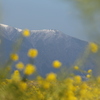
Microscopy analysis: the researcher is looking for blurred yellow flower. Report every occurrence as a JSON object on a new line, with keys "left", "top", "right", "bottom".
{"left": 10, "top": 53, "right": 19, "bottom": 61}
{"left": 24, "top": 64, "right": 36, "bottom": 75}
{"left": 14, "top": 70, "right": 20, "bottom": 75}
{"left": 16, "top": 62, "right": 24, "bottom": 70}
{"left": 46, "top": 72, "right": 57, "bottom": 81}
{"left": 11, "top": 70, "right": 21, "bottom": 82}
{"left": 19, "top": 82, "right": 27, "bottom": 91}
{"left": 74, "top": 75, "right": 82, "bottom": 84}
{"left": 43, "top": 81, "right": 50, "bottom": 89}
{"left": 89, "top": 42, "right": 98, "bottom": 53}
{"left": 67, "top": 96, "right": 77, "bottom": 100}
{"left": 97, "top": 76, "right": 100, "bottom": 83}
{"left": 64, "top": 78, "right": 73, "bottom": 84}
{"left": 27, "top": 48, "right": 38, "bottom": 58}
{"left": 67, "top": 84, "right": 75, "bottom": 91}
{"left": 52, "top": 60, "right": 62, "bottom": 68}
{"left": 86, "top": 74, "right": 91, "bottom": 78}
{"left": 66, "top": 90, "right": 74, "bottom": 96}
{"left": 37, "top": 91, "right": 44, "bottom": 99}
{"left": 74, "top": 66, "right": 79, "bottom": 70}
{"left": 81, "top": 82, "right": 88, "bottom": 89}
{"left": 79, "top": 89, "right": 87, "bottom": 97}
{"left": 22, "top": 29, "right": 30, "bottom": 37}
{"left": 87, "top": 69, "right": 92, "bottom": 73}
{"left": 36, "top": 76, "right": 43, "bottom": 80}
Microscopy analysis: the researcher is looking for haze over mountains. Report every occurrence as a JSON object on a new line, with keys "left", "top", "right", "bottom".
{"left": 0, "top": 24, "right": 94, "bottom": 76}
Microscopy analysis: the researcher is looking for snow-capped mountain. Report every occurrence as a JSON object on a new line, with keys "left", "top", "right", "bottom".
{"left": 0, "top": 24, "right": 94, "bottom": 76}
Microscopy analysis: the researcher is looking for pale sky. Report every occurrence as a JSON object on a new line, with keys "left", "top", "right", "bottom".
{"left": 1, "top": 0, "right": 88, "bottom": 41}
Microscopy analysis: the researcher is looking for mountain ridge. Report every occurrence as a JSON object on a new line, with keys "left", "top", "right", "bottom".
{"left": 0, "top": 23, "right": 87, "bottom": 42}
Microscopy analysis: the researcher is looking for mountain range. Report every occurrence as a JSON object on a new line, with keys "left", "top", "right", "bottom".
{"left": 0, "top": 24, "right": 95, "bottom": 77}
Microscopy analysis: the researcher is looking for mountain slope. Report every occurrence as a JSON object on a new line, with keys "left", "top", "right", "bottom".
{"left": 0, "top": 24, "right": 92, "bottom": 76}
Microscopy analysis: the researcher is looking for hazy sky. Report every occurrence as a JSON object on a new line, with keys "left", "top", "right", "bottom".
{"left": 1, "top": 0, "right": 87, "bottom": 41}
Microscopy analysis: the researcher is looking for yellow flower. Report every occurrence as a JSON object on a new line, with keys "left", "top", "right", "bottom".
{"left": 16, "top": 62, "right": 24, "bottom": 70}
{"left": 79, "top": 89, "right": 87, "bottom": 97}
{"left": 64, "top": 78, "right": 73, "bottom": 84}
{"left": 81, "top": 82, "right": 88, "bottom": 89}
{"left": 36, "top": 76, "right": 43, "bottom": 85}
{"left": 24, "top": 64, "right": 36, "bottom": 75}
{"left": 52, "top": 60, "right": 62, "bottom": 68}
{"left": 37, "top": 91, "right": 44, "bottom": 99}
{"left": 86, "top": 74, "right": 91, "bottom": 78}
{"left": 87, "top": 69, "right": 92, "bottom": 73}
{"left": 11, "top": 70, "right": 21, "bottom": 82}
{"left": 66, "top": 90, "right": 74, "bottom": 96}
{"left": 46, "top": 72, "right": 57, "bottom": 81}
{"left": 43, "top": 81, "right": 50, "bottom": 89}
{"left": 19, "top": 82, "right": 27, "bottom": 91}
{"left": 13, "top": 70, "right": 20, "bottom": 75}
{"left": 67, "top": 96, "right": 77, "bottom": 100}
{"left": 67, "top": 84, "right": 75, "bottom": 91}
{"left": 74, "top": 75, "right": 82, "bottom": 84}
{"left": 89, "top": 42, "right": 98, "bottom": 53}
{"left": 97, "top": 76, "right": 100, "bottom": 83}
{"left": 36, "top": 76, "right": 43, "bottom": 80}
{"left": 74, "top": 66, "right": 79, "bottom": 70}
{"left": 22, "top": 29, "right": 30, "bottom": 37}
{"left": 10, "top": 53, "right": 19, "bottom": 61}
{"left": 27, "top": 48, "right": 38, "bottom": 58}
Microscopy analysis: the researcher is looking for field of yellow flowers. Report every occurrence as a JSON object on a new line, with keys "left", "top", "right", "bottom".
{"left": 0, "top": 29, "right": 99, "bottom": 100}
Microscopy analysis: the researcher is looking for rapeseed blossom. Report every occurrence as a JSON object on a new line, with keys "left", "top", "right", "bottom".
{"left": 74, "top": 66, "right": 79, "bottom": 70}
{"left": 24, "top": 64, "right": 36, "bottom": 75}
{"left": 87, "top": 69, "right": 92, "bottom": 73}
{"left": 10, "top": 53, "right": 19, "bottom": 61}
{"left": 16, "top": 62, "right": 24, "bottom": 70}
{"left": 22, "top": 29, "right": 30, "bottom": 37}
{"left": 46, "top": 72, "right": 57, "bottom": 81}
{"left": 42, "top": 81, "right": 50, "bottom": 89}
{"left": 52, "top": 60, "right": 62, "bottom": 68}
{"left": 27, "top": 48, "right": 38, "bottom": 58}
{"left": 97, "top": 76, "right": 100, "bottom": 83}
{"left": 74, "top": 75, "right": 82, "bottom": 84}
{"left": 89, "top": 42, "right": 98, "bottom": 53}
{"left": 86, "top": 74, "right": 91, "bottom": 78}
{"left": 19, "top": 82, "right": 27, "bottom": 91}
{"left": 67, "top": 96, "right": 77, "bottom": 100}
{"left": 80, "top": 82, "right": 88, "bottom": 90}
{"left": 11, "top": 70, "right": 21, "bottom": 82}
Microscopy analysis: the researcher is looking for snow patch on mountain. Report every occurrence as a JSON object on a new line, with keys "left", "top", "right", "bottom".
{"left": 0, "top": 24, "right": 9, "bottom": 29}
{"left": 15, "top": 28, "right": 22, "bottom": 32}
